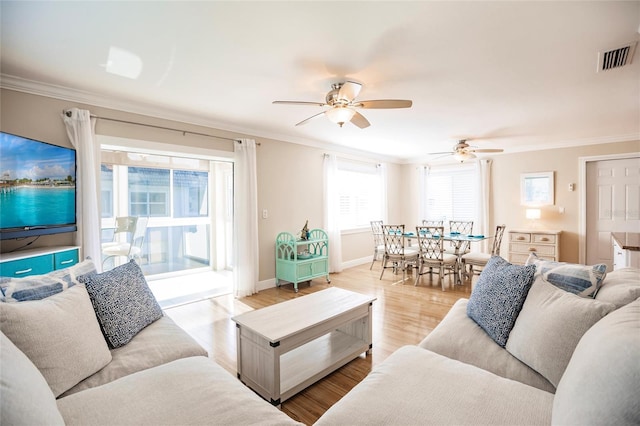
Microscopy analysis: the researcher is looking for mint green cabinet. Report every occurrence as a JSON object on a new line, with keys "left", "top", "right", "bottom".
{"left": 0, "top": 246, "right": 80, "bottom": 278}
{"left": 275, "top": 229, "right": 330, "bottom": 292}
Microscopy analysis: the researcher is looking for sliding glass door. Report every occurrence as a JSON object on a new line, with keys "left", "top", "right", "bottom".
{"left": 100, "top": 150, "right": 233, "bottom": 278}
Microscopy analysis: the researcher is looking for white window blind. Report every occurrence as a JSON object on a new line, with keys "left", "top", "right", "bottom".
{"left": 424, "top": 165, "right": 477, "bottom": 224}
{"left": 337, "top": 160, "right": 383, "bottom": 230}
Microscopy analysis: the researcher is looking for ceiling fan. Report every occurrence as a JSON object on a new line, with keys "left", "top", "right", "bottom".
{"left": 272, "top": 81, "right": 412, "bottom": 128}
{"left": 430, "top": 139, "right": 504, "bottom": 162}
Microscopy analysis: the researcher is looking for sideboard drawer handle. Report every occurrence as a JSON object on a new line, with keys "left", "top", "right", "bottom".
{"left": 517, "top": 236, "right": 525, "bottom": 240}
{"left": 540, "top": 237, "right": 549, "bottom": 242}
{"left": 528, "top": 247, "right": 537, "bottom": 252}
{"left": 60, "top": 259, "right": 74, "bottom": 265}
{"left": 15, "top": 268, "right": 33, "bottom": 275}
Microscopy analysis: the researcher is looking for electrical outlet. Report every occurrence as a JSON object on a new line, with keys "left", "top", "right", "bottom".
{"left": 262, "top": 209, "right": 268, "bottom": 219}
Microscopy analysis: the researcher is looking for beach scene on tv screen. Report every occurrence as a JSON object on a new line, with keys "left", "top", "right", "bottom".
{"left": 0, "top": 133, "right": 76, "bottom": 229}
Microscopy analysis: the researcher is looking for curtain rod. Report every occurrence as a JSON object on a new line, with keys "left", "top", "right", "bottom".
{"left": 63, "top": 110, "right": 260, "bottom": 145}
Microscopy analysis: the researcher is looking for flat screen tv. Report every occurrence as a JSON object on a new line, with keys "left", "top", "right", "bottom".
{"left": 0, "top": 131, "right": 77, "bottom": 240}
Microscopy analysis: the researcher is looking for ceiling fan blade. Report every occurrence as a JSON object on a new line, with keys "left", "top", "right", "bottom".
{"left": 469, "top": 148, "right": 504, "bottom": 153}
{"left": 355, "top": 99, "right": 413, "bottom": 109}
{"left": 273, "top": 101, "right": 326, "bottom": 107}
{"left": 338, "top": 81, "right": 362, "bottom": 102}
{"left": 295, "top": 111, "right": 326, "bottom": 126}
{"left": 350, "top": 111, "right": 371, "bottom": 129}
{"left": 430, "top": 153, "right": 454, "bottom": 161}
{"left": 428, "top": 151, "right": 454, "bottom": 155}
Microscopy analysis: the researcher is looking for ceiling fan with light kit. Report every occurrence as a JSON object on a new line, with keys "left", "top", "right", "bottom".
{"left": 429, "top": 139, "right": 504, "bottom": 162}
{"left": 273, "top": 81, "right": 412, "bottom": 128}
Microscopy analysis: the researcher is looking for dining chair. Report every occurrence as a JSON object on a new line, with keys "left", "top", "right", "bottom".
{"left": 461, "top": 224, "right": 506, "bottom": 278}
{"left": 102, "top": 216, "right": 149, "bottom": 268}
{"left": 369, "top": 220, "right": 385, "bottom": 270}
{"left": 415, "top": 226, "right": 458, "bottom": 290}
{"left": 446, "top": 220, "right": 474, "bottom": 255}
{"left": 379, "top": 224, "right": 419, "bottom": 283}
{"left": 422, "top": 219, "right": 444, "bottom": 227}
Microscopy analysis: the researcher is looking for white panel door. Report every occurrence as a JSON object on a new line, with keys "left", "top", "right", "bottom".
{"left": 586, "top": 157, "right": 640, "bottom": 269}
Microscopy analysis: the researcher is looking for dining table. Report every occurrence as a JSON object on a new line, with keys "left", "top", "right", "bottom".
{"left": 403, "top": 231, "right": 492, "bottom": 284}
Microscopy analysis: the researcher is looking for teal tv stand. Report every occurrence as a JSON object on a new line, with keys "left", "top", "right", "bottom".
{"left": 275, "top": 228, "right": 330, "bottom": 292}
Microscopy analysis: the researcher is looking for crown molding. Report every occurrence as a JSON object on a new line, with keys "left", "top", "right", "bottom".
{"left": 2, "top": 74, "right": 636, "bottom": 166}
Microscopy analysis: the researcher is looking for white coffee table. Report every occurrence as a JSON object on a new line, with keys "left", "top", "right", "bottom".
{"left": 232, "top": 287, "right": 376, "bottom": 405}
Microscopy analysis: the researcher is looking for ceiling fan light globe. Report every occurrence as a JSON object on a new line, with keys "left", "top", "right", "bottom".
{"left": 325, "top": 107, "right": 356, "bottom": 127}
{"left": 453, "top": 151, "right": 476, "bottom": 162}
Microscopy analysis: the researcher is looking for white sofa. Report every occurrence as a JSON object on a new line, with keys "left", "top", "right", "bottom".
{"left": 0, "top": 260, "right": 300, "bottom": 426}
{"left": 315, "top": 266, "right": 640, "bottom": 425}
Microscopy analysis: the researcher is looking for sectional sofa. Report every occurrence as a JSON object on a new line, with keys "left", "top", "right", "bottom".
{"left": 0, "top": 259, "right": 300, "bottom": 426}
{"left": 315, "top": 261, "right": 640, "bottom": 425}
{"left": 3, "top": 255, "right": 638, "bottom": 425}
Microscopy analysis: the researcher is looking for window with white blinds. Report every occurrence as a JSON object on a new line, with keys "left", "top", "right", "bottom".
{"left": 424, "top": 165, "right": 477, "bottom": 225}
{"left": 337, "top": 160, "right": 383, "bottom": 230}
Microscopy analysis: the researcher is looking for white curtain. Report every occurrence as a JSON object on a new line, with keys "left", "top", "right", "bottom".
{"left": 378, "top": 163, "right": 389, "bottom": 222}
{"left": 62, "top": 108, "right": 101, "bottom": 269}
{"left": 323, "top": 154, "right": 343, "bottom": 273}
{"left": 475, "top": 159, "right": 492, "bottom": 252}
{"left": 233, "top": 139, "right": 259, "bottom": 297}
{"left": 418, "top": 165, "right": 429, "bottom": 220}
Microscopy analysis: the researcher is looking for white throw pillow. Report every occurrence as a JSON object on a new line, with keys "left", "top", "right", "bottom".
{"left": 0, "top": 331, "right": 65, "bottom": 425}
{"left": 506, "top": 277, "right": 616, "bottom": 388}
{"left": 0, "top": 285, "right": 112, "bottom": 397}
{"left": 552, "top": 299, "right": 640, "bottom": 425}
{"left": 594, "top": 267, "right": 640, "bottom": 308}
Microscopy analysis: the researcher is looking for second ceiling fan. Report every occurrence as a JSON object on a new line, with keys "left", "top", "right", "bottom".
{"left": 273, "top": 81, "right": 412, "bottom": 128}
{"left": 430, "top": 139, "right": 504, "bottom": 162}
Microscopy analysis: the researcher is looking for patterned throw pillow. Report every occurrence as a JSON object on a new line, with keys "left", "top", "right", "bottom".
{"left": 1, "top": 259, "right": 97, "bottom": 302}
{"left": 467, "top": 256, "right": 536, "bottom": 347}
{"left": 78, "top": 260, "right": 163, "bottom": 348}
{"left": 525, "top": 252, "right": 607, "bottom": 297}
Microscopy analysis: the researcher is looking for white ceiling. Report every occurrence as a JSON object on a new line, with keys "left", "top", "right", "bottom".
{"left": 1, "top": 1, "right": 639, "bottom": 162}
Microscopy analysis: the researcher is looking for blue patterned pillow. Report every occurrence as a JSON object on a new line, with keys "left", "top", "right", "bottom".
{"left": 78, "top": 260, "right": 163, "bottom": 348}
{"left": 467, "top": 256, "right": 536, "bottom": 347}
{"left": 525, "top": 253, "right": 607, "bottom": 297}
{"left": 1, "top": 259, "right": 97, "bottom": 303}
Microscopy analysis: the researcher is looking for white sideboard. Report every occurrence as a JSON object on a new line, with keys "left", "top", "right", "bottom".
{"left": 508, "top": 229, "right": 562, "bottom": 264}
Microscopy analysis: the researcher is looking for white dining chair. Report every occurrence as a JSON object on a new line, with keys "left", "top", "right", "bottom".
{"left": 446, "top": 220, "right": 474, "bottom": 255}
{"left": 379, "top": 224, "right": 419, "bottom": 283}
{"left": 415, "top": 226, "right": 458, "bottom": 290}
{"left": 461, "top": 224, "right": 506, "bottom": 278}
{"left": 369, "top": 220, "right": 385, "bottom": 270}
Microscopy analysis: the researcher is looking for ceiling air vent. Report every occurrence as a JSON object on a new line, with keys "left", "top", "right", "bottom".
{"left": 597, "top": 41, "right": 637, "bottom": 72}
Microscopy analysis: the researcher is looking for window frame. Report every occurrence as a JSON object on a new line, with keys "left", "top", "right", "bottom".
{"left": 336, "top": 159, "right": 385, "bottom": 233}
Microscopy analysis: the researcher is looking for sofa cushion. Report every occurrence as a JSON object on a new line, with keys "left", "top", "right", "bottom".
{"left": 315, "top": 345, "right": 554, "bottom": 426}
{"left": 0, "top": 285, "right": 112, "bottom": 397}
{"left": 552, "top": 299, "right": 640, "bottom": 425}
{"left": 61, "top": 315, "right": 208, "bottom": 397}
{"left": 506, "top": 277, "right": 616, "bottom": 388}
{"left": 467, "top": 256, "right": 536, "bottom": 347}
{"left": 526, "top": 252, "right": 607, "bottom": 297}
{"left": 420, "top": 298, "right": 555, "bottom": 393}
{"left": 0, "top": 331, "right": 65, "bottom": 426}
{"left": 57, "top": 356, "right": 302, "bottom": 426}
{"left": 594, "top": 267, "right": 640, "bottom": 308}
{"left": 0, "top": 259, "right": 96, "bottom": 302}
{"left": 79, "top": 260, "right": 163, "bottom": 348}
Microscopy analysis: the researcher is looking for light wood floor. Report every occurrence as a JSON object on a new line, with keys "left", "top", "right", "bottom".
{"left": 165, "top": 262, "right": 476, "bottom": 425}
